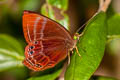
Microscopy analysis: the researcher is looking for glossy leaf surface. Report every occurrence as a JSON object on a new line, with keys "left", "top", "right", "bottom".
{"left": 65, "top": 11, "right": 107, "bottom": 80}
{"left": 0, "top": 34, "right": 24, "bottom": 71}
{"left": 107, "top": 13, "right": 120, "bottom": 35}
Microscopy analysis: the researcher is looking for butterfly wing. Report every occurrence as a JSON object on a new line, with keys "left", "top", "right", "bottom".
{"left": 23, "top": 38, "right": 68, "bottom": 71}
{"left": 23, "top": 11, "right": 73, "bottom": 43}
{"left": 42, "top": 38, "right": 68, "bottom": 62}
{"left": 22, "top": 11, "right": 75, "bottom": 71}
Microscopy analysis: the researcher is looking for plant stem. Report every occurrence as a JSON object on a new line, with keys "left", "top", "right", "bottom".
{"left": 99, "top": 0, "right": 112, "bottom": 12}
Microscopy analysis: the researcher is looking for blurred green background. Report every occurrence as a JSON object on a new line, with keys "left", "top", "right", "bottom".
{"left": 0, "top": 0, "right": 120, "bottom": 80}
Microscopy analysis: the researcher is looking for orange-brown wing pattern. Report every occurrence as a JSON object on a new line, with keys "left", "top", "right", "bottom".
{"left": 22, "top": 11, "right": 74, "bottom": 71}
{"left": 23, "top": 11, "right": 73, "bottom": 43}
{"left": 23, "top": 38, "right": 68, "bottom": 71}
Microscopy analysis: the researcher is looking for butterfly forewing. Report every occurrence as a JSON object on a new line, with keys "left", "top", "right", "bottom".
{"left": 23, "top": 11, "right": 73, "bottom": 43}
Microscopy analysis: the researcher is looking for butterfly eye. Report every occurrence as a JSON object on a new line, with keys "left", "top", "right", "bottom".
{"left": 29, "top": 51, "right": 34, "bottom": 55}
{"left": 29, "top": 46, "right": 34, "bottom": 49}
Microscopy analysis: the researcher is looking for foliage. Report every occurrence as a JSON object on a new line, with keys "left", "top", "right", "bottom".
{"left": 65, "top": 11, "right": 107, "bottom": 80}
{"left": 28, "top": 69, "right": 62, "bottom": 80}
{"left": 0, "top": 34, "right": 24, "bottom": 71}
{"left": 0, "top": 0, "right": 119, "bottom": 80}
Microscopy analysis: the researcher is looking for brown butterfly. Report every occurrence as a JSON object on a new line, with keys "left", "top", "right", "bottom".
{"left": 22, "top": 11, "right": 78, "bottom": 71}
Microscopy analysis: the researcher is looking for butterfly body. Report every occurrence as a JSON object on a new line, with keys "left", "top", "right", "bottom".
{"left": 23, "top": 11, "right": 76, "bottom": 71}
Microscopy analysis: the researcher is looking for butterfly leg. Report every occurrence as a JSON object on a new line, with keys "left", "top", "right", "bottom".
{"left": 75, "top": 46, "right": 81, "bottom": 57}
{"left": 71, "top": 50, "right": 74, "bottom": 54}
{"left": 67, "top": 51, "right": 71, "bottom": 65}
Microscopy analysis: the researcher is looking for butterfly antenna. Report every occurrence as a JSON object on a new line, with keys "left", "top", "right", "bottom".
{"left": 75, "top": 21, "right": 87, "bottom": 34}
{"left": 75, "top": 0, "right": 110, "bottom": 34}
{"left": 75, "top": 46, "right": 81, "bottom": 57}
{"left": 75, "top": 11, "right": 99, "bottom": 34}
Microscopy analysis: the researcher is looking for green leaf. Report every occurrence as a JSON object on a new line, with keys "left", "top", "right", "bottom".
{"left": 28, "top": 69, "right": 62, "bottom": 80}
{"left": 65, "top": 11, "right": 107, "bottom": 80}
{"left": 106, "top": 13, "right": 120, "bottom": 55}
{"left": 0, "top": 60, "right": 23, "bottom": 71}
{"left": 105, "top": 13, "right": 120, "bottom": 56}
{"left": 47, "top": 0, "right": 68, "bottom": 10}
{"left": 41, "top": 4, "right": 69, "bottom": 30}
{"left": 41, "top": 4, "right": 55, "bottom": 20}
{"left": 0, "top": 34, "right": 24, "bottom": 55}
{"left": 107, "top": 13, "right": 120, "bottom": 35}
{"left": 0, "top": 34, "right": 24, "bottom": 71}
{"left": 106, "top": 36, "right": 120, "bottom": 55}
{"left": 57, "top": 13, "right": 69, "bottom": 30}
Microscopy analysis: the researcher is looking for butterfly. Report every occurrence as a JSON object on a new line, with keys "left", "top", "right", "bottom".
{"left": 22, "top": 10, "right": 78, "bottom": 71}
